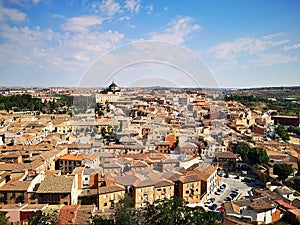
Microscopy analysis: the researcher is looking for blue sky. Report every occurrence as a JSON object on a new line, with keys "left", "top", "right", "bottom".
{"left": 0, "top": 0, "right": 300, "bottom": 88}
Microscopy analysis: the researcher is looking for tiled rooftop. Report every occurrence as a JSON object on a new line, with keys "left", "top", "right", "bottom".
{"left": 36, "top": 175, "right": 74, "bottom": 193}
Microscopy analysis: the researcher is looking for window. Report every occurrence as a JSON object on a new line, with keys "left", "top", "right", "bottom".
{"left": 103, "top": 194, "right": 107, "bottom": 199}
{"left": 103, "top": 202, "right": 107, "bottom": 206}
{"left": 157, "top": 188, "right": 161, "bottom": 191}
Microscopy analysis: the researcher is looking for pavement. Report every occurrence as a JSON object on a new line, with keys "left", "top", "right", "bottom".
{"left": 204, "top": 175, "right": 253, "bottom": 211}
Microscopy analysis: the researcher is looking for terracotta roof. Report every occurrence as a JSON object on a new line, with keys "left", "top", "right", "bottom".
{"left": 114, "top": 175, "right": 141, "bottom": 186}
{"left": 57, "top": 205, "right": 80, "bottom": 225}
{"left": 155, "top": 179, "right": 174, "bottom": 188}
{"left": 179, "top": 173, "right": 200, "bottom": 183}
{"left": 133, "top": 179, "right": 156, "bottom": 188}
{"left": 75, "top": 205, "right": 96, "bottom": 225}
{"left": 215, "top": 151, "right": 237, "bottom": 159}
{"left": 130, "top": 160, "right": 148, "bottom": 168}
{"left": 1, "top": 151, "right": 22, "bottom": 159}
{"left": 233, "top": 197, "right": 276, "bottom": 213}
{"left": 99, "top": 184, "right": 125, "bottom": 194}
{"left": 161, "top": 171, "right": 183, "bottom": 182}
{"left": 36, "top": 175, "right": 74, "bottom": 193}
{"left": 190, "top": 163, "right": 217, "bottom": 181}
{"left": 276, "top": 200, "right": 297, "bottom": 209}
{"left": 59, "top": 154, "right": 84, "bottom": 161}
{"left": 0, "top": 180, "right": 31, "bottom": 191}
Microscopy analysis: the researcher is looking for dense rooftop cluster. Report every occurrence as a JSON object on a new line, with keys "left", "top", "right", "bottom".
{"left": 0, "top": 84, "right": 300, "bottom": 224}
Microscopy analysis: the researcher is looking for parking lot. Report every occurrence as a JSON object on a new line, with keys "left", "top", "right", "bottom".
{"left": 203, "top": 175, "right": 254, "bottom": 211}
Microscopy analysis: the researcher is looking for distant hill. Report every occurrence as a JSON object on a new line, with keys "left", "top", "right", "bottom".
{"left": 227, "top": 86, "right": 300, "bottom": 99}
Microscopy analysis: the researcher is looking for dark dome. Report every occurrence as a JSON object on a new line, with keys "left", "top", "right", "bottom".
{"left": 109, "top": 81, "right": 118, "bottom": 89}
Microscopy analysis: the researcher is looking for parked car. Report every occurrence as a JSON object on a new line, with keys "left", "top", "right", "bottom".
{"left": 224, "top": 197, "right": 231, "bottom": 202}
{"left": 204, "top": 202, "right": 212, "bottom": 207}
{"left": 209, "top": 204, "right": 218, "bottom": 210}
{"left": 217, "top": 188, "right": 223, "bottom": 193}
{"left": 208, "top": 198, "right": 215, "bottom": 202}
{"left": 215, "top": 191, "right": 221, "bottom": 195}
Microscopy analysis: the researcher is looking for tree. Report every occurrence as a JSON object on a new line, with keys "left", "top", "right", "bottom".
{"left": 232, "top": 142, "right": 269, "bottom": 165}
{"left": 232, "top": 142, "right": 251, "bottom": 162}
{"left": 28, "top": 210, "right": 58, "bottom": 225}
{"left": 144, "top": 197, "right": 221, "bottom": 225}
{"left": 93, "top": 216, "right": 115, "bottom": 225}
{"left": 276, "top": 125, "right": 290, "bottom": 142}
{"left": 273, "top": 163, "right": 293, "bottom": 181}
{"left": 293, "top": 177, "right": 300, "bottom": 192}
{"left": 247, "top": 147, "right": 269, "bottom": 165}
{"left": 0, "top": 211, "right": 10, "bottom": 225}
{"left": 115, "top": 194, "right": 135, "bottom": 225}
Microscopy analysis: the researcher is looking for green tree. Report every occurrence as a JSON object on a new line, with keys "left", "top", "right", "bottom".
{"left": 28, "top": 210, "right": 58, "bottom": 225}
{"left": 232, "top": 142, "right": 269, "bottom": 165}
{"left": 93, "top": 216, "right": 115, "bottom": 225}
{"left": 144, "top": 197, "right": 221, "bottom": 225}
{"left": 247, "top": 147, "right": 269, "bottom": 165}
{"left": 232, "top": 142, "right": 251, "bottom": 162}
{"left": 276, "top": 125, "right": 290, "bottom": 142}
{"left": 273, "top": 163, "right": 293, "bottom": 182}
{"left": 115, "top": 194, "right": 135, "bottom": 225}
{"left": 0, "top": 103, "right": 5, "bottom": 110}
{"left": 293, "top": 177, "right": 300, "bottom": 192}
{"left": 0, "top": 211, "right": 10, "bottom": 225}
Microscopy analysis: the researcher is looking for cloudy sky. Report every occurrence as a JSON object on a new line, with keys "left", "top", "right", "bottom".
{"left": 0, "top": 0, "right": 300, "bottom": 88}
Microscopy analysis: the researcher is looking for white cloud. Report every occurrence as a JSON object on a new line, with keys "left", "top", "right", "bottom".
{"left": 262, "top": 33, "right": 284, "bottom": 40}
{"left": 100, "top": 0, "right": 121, "bottom": 17}
{"left": 145, "top": 4, "right": 153, "bottom": 14}
{"left": 63, "top": 15, "right": 103, "bottom": 33}
{"left": 0, "top": 16, "right": 124, "bottom": 72}
{"left": 207, "top": 36, "right": 290, "bottom": 59}
{"left": 5, "top": 0, "right": 46, "bottom": 6}
{"left": 252, "top": 53, "right": 297, "bottom": 66}
{"left": 283, "top": 43, "right": 300, "bottom": 51}
{"left": 82, "top": 0, "right": 122, "bottom": 17}
{"left": 124, "top": 0, "right": 141, "bottom": 15}
{"left": 149, "top": 16, "right": 201, "bottom": 44}
{"left": 206, "top": 34, "right": 297, "bottom": 73}
{"left": 0, "top": 4, "right": 27, "bottom": 22}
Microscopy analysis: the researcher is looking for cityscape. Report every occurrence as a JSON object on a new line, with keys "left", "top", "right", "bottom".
{"left": 0, "top": 83, "right": 299, "bottom": 224}
{"left": 1, "top": 1, "right": 300, "bottom": 225}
